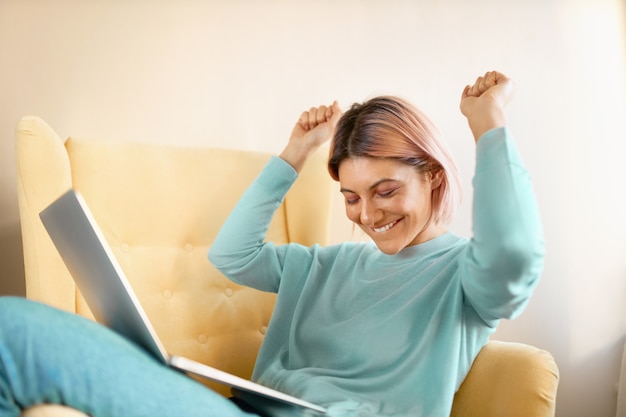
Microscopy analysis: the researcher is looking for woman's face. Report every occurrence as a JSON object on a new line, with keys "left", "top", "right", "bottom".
{"left": 338, "top": 157, "right": 445, "bottom": 255}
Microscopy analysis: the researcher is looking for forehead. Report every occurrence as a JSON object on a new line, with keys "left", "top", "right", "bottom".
{"left": 338, "top": 157, "right": 420, "bottom": 189}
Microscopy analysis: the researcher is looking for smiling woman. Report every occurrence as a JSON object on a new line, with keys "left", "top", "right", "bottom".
{"left": 207, "top": 71, "right": 546, "bottom": 416}
{"left": 1, "top": 68, "right": 545, "bottom": 416}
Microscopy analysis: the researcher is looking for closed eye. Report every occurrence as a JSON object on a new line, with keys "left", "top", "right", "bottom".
{"left": 377, "top": 189, "right": 397, "bottom": 198}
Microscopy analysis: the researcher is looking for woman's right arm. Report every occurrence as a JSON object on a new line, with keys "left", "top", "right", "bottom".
{"left": 208, "top": 102, "right": 341, "bottom": 292}
{"left": 207, "top": 155, "right": 300, "bottom": 292}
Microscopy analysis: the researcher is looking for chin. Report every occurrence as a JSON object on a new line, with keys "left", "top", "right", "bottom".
{"left": 374, "top": 241, "right": 405, "bottom": 255}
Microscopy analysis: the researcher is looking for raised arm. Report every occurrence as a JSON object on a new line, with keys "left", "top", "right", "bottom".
{"left": 458, "top": 71, "right": 544, "bottom": 321}
{"left": 208, "top": 101, "right": 341, "bottom": 291}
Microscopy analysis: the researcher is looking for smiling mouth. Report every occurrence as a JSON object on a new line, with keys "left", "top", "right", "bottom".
{"left": 372, "top": 219, "right": 400, "bottom": 233}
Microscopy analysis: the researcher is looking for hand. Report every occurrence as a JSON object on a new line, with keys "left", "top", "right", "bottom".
{"left": 280, "top": 101, "right": 342, "bottom": 172}
{"left": 460, "top": 71, "right": 516, "bottom": 142}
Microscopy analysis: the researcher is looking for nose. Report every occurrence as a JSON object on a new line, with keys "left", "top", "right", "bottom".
{"left": 359, "top": 199, "right": 382, "bottom": 226}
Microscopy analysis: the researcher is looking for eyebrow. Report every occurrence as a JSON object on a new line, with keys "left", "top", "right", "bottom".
{"left": 340, "top": 178, "right": 399, "bottom": 194}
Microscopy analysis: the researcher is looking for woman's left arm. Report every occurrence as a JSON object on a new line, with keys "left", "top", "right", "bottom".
{"left": 459, "top": 72, "right": 545, "bottom": 322}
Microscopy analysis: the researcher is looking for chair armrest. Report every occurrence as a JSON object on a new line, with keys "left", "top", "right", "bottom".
{"left": 16, "top": 116, "right": 76, "bottom": 312}
{"left": 22, "top": 405, "right": 89, "bottom": 417}
{"left": 451, "top": 340, "right": 559, "bottom": 417}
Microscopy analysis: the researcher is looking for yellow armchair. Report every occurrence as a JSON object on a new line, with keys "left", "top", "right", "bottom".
{"left": 16, "top": 116, "right": 558, "bottom": 417}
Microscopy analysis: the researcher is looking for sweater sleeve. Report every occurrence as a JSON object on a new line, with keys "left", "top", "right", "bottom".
{"left": 207, "top": 156, "right": 299, "bottom": 293}
{"left": 461, "top": 127, "right": 545, "bottom": 322}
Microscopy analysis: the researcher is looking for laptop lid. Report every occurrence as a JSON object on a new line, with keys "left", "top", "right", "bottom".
{"left": 39, "top": 189, "right": 169, "bottom": 364}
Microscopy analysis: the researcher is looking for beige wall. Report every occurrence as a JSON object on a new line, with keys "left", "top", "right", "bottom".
{"left": 1, "top": 1, "right": 625, "bottom": 416}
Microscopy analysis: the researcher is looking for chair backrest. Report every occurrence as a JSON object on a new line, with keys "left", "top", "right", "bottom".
{"left": 16, "top": 115, "right": 334, "bottom": 396}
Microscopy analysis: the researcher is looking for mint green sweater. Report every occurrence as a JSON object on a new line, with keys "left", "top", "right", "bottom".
{"left": 208, "top": 127, "right": 544, "bottom": 417}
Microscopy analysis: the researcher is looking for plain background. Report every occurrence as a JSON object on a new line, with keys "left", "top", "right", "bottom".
{"left": 1, "top": 1, "right": 625, "bottom": 416}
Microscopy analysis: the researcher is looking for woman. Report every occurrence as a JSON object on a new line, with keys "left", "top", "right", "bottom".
{"left": 208, "top": 70, "right": 543, "bottom": 416}
{"left": 0, "top": 71, "right": 543, "bottom": 417}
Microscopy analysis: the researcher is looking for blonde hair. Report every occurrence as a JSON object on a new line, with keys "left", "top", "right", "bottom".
{"left": 328, "top": 96, "right": 462, "bottom": 225}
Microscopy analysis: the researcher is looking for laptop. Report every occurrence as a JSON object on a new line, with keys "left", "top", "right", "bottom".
{"left": 39, "top": 189, "right": 327, "bottom": 416}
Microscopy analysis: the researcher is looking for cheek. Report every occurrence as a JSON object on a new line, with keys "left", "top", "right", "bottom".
{"left": 411, "top": 194, "right": 434, "bottom": 217}
{"left": 344, "top": 204, "right": 361, "bottom": 223}
{"left": 397, "top": 193, "right": 432, "bottom": 218}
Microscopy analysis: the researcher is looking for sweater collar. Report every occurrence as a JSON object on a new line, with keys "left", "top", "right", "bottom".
{"left": 372, "top": 231, "right": 462, "bottom": 263}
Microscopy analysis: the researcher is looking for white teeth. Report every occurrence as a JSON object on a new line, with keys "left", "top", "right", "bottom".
{"left": 373, "top": 220, "right": 398, "bottom": 233}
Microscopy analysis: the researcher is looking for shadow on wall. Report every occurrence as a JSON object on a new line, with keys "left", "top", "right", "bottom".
{"left": 0, "top": 221, "right": 25, "bottom": 296}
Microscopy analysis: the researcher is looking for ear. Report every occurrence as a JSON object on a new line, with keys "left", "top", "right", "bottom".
{"left": 429, "top": 169, "right": 444, "bottom": 190}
